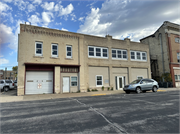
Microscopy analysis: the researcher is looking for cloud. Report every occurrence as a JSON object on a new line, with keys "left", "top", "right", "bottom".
{"left": 27, "top": 4, "right": 36, "bottom": 12}
{"left": 41, "top": 2, "right": 54, "bottom": 11}
{"left": 78, "top": 17, "right": 85, "bottom": 22}
{"left": 33, "top": 0, "right": 42, "bottom": 5}
{"left": 61, "top": 28, "right": 68, "bottom": 31}
{"left": 9, "top": 51, "right": 13, "bottom": 55}
{"left": 28, "top": 15, "right": 41, "bottom": 25}
{"left": 0, "top": 55, "right": 3, "bottom": 58}
{"left": 42, "top": 12, "right": 54, "bottom": 26}
{"left": 0, "top": 58, "right": 9, "bottom": 65}
{"left": 59, "top": 3, "right": 74, "bottom": 16}
{"left": 55, "top": 22, "right": 62, "bottom": 25}
{"left": 0, "top": 1, "right": 12, "bottom": 13}
{"left": 3, "top": 0, "right": 12, "bottom": 3}
{"left": 70, "top": 13, "right": 76, "bottom": 21}
{"left": 14, "top": 0, "right": 29, "bottom": 11}
{"left": 78, "top": 0, "right": 180, "bottom": 41}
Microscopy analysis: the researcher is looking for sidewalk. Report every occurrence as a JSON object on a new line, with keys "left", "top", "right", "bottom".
{"left": 0, "top": 88, "right": 179, "bottom": 103}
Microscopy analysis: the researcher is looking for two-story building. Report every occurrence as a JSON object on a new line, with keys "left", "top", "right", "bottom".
{"left": 140, "top": 21, "right": 180, "bottom": 87}
{"left": 17, "top": 23, "right": 151, "bottom": 96}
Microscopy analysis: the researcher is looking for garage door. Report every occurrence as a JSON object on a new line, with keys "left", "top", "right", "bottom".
{"left": 25, "top": 71, "right": 53, "bottom": 94}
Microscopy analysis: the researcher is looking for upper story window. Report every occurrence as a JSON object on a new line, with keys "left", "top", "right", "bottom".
{"left": 130, "top": 51, "right": 147, "bottom": 61}
{"left": 111, "top": 49, "right": 127, "bottom": 60}
{"left": 35, "top": 42, "right": 43, "bottom": 56}
{"left": 51, "top": 44, "right": 58, "bottom": 57}
{"left": 177, "top": 53, "right": 180, "bottom": 62}
{"left": 175, "top": 37, "right": 180, "bottom": 43}
{"left": 88, "top": 46, "right": 108, "bottom": 59}
{"left": 66, "top": 45, "right": 72, "bottom": 58}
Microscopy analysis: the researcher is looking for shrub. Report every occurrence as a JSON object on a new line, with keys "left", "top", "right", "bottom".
{"left": 102, "top": 86, "right": 104, "bottom": 91}
{"left": 111, "top": 87, "right": 113, "bottom": 91}
{"left": 87, "top": 88, "right": 91, "bottom": 92}
{"left": 107, "top": 87, "right": 110, "bottom": 91}
{"left": 76, "top": 90, "right": 80, "bottom": 93}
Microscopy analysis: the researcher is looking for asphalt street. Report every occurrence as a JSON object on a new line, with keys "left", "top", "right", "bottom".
{"left": 0, "top": 91, "right": 179, "bottom": 133}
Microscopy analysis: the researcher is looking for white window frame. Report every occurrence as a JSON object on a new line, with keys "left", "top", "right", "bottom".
{"left": 130, "top": 50, "right": 147, "bottom": 61}
{"left": 66, "top": 45, "right": 72, "bottom": 58}
{"left": 175, "top": 37, "right": 180, "bottom": 43}
{"left": 35, "top": 42, "right": 43, "bottom": 56}
{"left": 177, "top": 53, "right": 180, "bottom": 63}
{"left": 96, "top": 75, "right": 103, "bottom": 87}
{"left": 137, "top": 76, "right": 143, "bottom": 80}
{"left": 51, "top": 44, "right": 58, "bottom": 57}
{"left": 111, "top": 49, "right": 127, "bottom": 60}
{"left": 88, "top": 46, "right": 108, "bottom": 59}
{"left": 71, "top": 76, "right": 78, "bottom": 86}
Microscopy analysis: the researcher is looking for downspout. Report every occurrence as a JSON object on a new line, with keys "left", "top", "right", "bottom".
{"left": 159, "top": 33, "right": 165, "bottom": 74}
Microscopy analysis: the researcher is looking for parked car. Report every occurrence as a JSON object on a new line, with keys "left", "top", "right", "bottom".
{"left": 123, "top": 78, "right": 159, "bottom": 94}
{"left": 14, "top": 80, "right": 17, "bottom": 89}
{"left": 0, "top": 79, "right": 15, "bottom": 92}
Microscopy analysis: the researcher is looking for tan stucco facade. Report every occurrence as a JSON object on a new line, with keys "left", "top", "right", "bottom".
{"left": 17, "top": 24, "right": 151, "bottom": 96}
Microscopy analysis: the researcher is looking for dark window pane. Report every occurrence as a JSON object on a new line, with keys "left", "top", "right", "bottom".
{"left": 52, "top": 45, "right": 57, "bottom": 49}
{"left": 131, "top": 52, "right": 134, "bottom": 55}
{"left": 118, "top": 55, "right": 121, "bottom": 58}
{"left": 67, "top": 47, "right": 71, "bottom": 51}
{"left": 1, "top": 81, "right": 4, "bottom": 83}
{"left": 112, "top": 50, "right": 116, "bottom": 54}
{"left": 112, "top": 54, "right": 116, "bottom": 58}
{"left": 53, "top": 51, "right": 57, "bottom": 55}
{"left": 97, "top": 76, "right": 102, "bottom": 80}
{"left": 36, "top": 43, "right": 42, "bottom": 48}
{"left": 131, "top": 56, "right": 135, "bottom": 59}
{"left": 96, "top": 48, "right": 101, "bottom": 52}
{"left": 117, "top": 50, "right": 121, "bottom": 54}
{"left": 123, "top": 51, "right": 127, "bottom": 54}
{"left": 142, "top": 53, "right": 146, "bottom": 56}
{"left": 71, "top": 82, "right": 77, "bottom": 86}
{"left": 103, "top": 53, "right": 107, "bottom": 57}
{"left": 67, "top": 52, "right": 71, "bottom": 56}
{"left": 89, "top": 52, "right": 94, "bottom": 56}
{"left": 97, "top": 81, "right": 102, "bottom": 85}
{"left": 36, "top": 49, "right": 42, "bottom": 54}
{"left": 143, "top": 57, "right": 146, "bottom": 60}
{"left": 96, "top": 53, "right": 101, "bottom": 56}
{"left": 89, "top": 47, "right": 94, "bottom": 51}
{"left": 123, "top": 55, "right": 127, "bottom": 58}
{"left": 103, "top": 49, "right": 107, "bottom": 52}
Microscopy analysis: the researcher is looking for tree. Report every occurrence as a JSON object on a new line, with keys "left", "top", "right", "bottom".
{"left": 12, "top": 66, "right": 18, "bottom": 71}
{"left": 161, "top": 73, "right": 172, "bottom": 82}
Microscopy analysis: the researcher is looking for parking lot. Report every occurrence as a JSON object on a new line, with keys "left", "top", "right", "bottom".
{"left": 0, "top": 90, "right": 179, "bottom": 133}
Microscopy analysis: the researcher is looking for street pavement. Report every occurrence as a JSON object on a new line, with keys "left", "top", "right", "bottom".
{"left": 0, "top": 90, "right": 179, "bottom": 133}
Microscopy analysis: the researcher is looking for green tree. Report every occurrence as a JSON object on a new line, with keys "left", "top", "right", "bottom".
{"left": 12, "top": 66, "right": 18, "bottom": 71}
{"left": 161, "top": 73, "right": 172, "bottom": 82}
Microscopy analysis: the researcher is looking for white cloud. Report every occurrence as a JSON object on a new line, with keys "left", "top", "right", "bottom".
{"left": 55, "top": 22, "right": 62, "bottom": 25}
{"left": 61, "top": 28, "right": 68, "bottom": 31}
{"left": 28, "top": 15, "right": 41, "bottom": 25}
{"left": 3, "top": 0, "right": 12, "bottom": 3}
{"left": 33, "top": 0, "right": 42, "bottom": 5}
{"left": 0, "top": 55, "right": 3, "bottom": 58}
{"left": 0, "top": 1, "right": 12, "bottom": 13}
{"left": 78, "top": 17, "right": 84, "bottom": 22}
{"left": 0, "top": 58, "right": 9, "bottom": 65}
{"left": 59, "top": 3, "right": 74, "bottom": 16}
{"left": 42, "top": 12, "right": 54, "bottom": 26}
{"left": 14, "top": 0, "right": 29, "bottom": 11}
{"left": 78, "top": 0, "right": 180, "bottom": 41}
{"left": 70, "top": 13, "right": 76, "bottom": 21}
{"left": 9, "top": 51, "right": 13, "bottom": 55}
{"left": 41, "top": 2, "right": 54, "bottom": 11}
{"left": 27, "top": 4, "right": 35, "bottom": 12}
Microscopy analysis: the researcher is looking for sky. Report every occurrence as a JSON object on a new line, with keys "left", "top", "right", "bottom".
{"left": 0, "top": 0, "right": 180, "bottom": 70}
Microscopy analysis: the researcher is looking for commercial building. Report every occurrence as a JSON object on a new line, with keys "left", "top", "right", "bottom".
{"left": 17, "top": 24, "right": 151, "bottom": 96}
{"left": 140, "top": 21, "right": 180, "bottom": 87}
{"left": 0, "top": 70, "right": 16, "bottom": 80}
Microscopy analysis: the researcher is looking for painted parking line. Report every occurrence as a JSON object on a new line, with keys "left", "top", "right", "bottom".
{"left": 91, "top": 94, "right": 107, "bottom": 96}
{"left": 157, "top": 90, "right": 166, "bottom": 92}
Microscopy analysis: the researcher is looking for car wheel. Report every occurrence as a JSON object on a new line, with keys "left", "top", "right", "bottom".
{"left": 136, "top": 87, "right": 141, "bottom": 94}
{"left": 142, "top": 91, "right": 146, "bottom": 93}
{"left": 125, "top": 91, "right": 130, "bottom": 94}
{"left": 152, "top": 86, "right": 157, "bottom": 92}
{"left": 4, "top": 87, "right": 9, "bottom": 92}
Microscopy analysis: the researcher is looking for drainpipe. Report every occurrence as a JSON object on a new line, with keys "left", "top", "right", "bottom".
{"left": 159, "top": 34, "right": 165, "bottom": 75}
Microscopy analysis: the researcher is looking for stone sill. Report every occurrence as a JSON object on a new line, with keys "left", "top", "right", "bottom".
{"left": 65, "top": 58, "right": 73, "bottom": 60}
{"left": 33, "top": 56, "right": 44, "bottom": 58}
{"left": 50, "top": 57, "right": 60, "bottom": 59}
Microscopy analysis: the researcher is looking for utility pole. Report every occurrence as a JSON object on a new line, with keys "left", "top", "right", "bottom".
{"left": 5, "top": 67, "right": 7, "bottom": 79}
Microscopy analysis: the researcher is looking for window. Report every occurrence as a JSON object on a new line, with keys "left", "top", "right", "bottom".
{"left": 0, "top": 81, "right": 4, "bottom": 84}
{"left": 177, "top": 53, "right": 180, "bottom": 63}
{"left": 51, "top": 44, "right": 58, "bottom": 57}
{"left": 96, "top": 75, "right": 103, "bottom": 86}
{"left": 71, "top": 76, "right": 78, "bottom": 86}
{"left": 66, "top": 45, "right": 72, "bottom": 58}
{"left": 130, "top": 51, "right": 147, "bottom": 61}
{"left": 175, "top": 75, "right": 180, "bottom": 81}
{"left": 88, "top": 46, "right": 108, "bottom": 59}
{"left": 137, "top": 76, "right": 143, "bottom": 80}
{"left": 175, "top": 37, "right": 180, "bottom": 43}
{"left": 35, "top": 42, "right": 43, "bottom": 56}
{"left": 112, "top": 49, "right": 127, "bottom": 60}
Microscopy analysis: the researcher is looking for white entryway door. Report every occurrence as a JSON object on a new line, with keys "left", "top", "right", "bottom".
{"left": 63, "top": 77, "right": 70, "bottom": 93}
{"left": 25, "top": 71, "right": 53, "bottom": 94}
{"left": 117, "top": 76, "right": 124, "bottom": 90}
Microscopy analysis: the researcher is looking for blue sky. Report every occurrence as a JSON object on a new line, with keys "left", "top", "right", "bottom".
{"left": 0, "top": 0, "right": 180, "bottom": 70}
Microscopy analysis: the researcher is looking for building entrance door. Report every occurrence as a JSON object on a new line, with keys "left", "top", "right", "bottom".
{"left": 63, "top": 77, "right": 70, "bottom": 93}
{"left": 117, "top": 76, "right": 124, "bottom": 90}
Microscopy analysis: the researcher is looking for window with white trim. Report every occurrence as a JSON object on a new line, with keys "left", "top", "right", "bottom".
{"left": 111, "top": 49, "right": 127, "bottom": 60}
{"left": 177, "top": 53, "right": 180, "bottom": 63}
{"left": 66, "top": 45, "right": 72, "bottom": 58}
{"left": 130, "top": 51, "right": 147, "bottom": 61}
{"left": 35, "top": 42, "right": 43, "bottom": 56}
{"left": 51, "top": 44, "right": 58, "bottom": 57}
{"left": 175, "top": 75, "right": 180, "bottom": 81}
{"left": 175, "top": 37, "right": 180, "bottom": 43}
{"left": 71, "top": 76, "right": 78, "bottom": 86}
{"left": 88, "top": 46, "right": 108, "bottom": 59}
{"left": 96, "top": 75, "right": 103, "bottom": 86}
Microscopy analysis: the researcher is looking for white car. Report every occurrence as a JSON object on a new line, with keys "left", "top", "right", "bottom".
{"left": 0, "top": 80, "right": 15, "bottom": 92}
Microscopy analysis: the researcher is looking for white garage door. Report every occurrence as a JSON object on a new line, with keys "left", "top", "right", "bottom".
{"left": 25, "top": 71, "right": 53, "bottom": 95}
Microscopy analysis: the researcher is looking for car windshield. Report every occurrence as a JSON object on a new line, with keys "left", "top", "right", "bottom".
{"left": 130, "top": 79, "right": 141, "bottom": 84}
